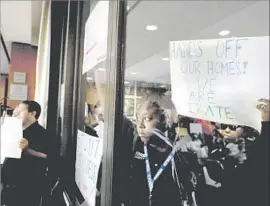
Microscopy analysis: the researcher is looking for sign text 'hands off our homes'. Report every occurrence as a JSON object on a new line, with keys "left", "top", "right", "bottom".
{"left": 170, "top": 36, "right": 269, "bottom": 131}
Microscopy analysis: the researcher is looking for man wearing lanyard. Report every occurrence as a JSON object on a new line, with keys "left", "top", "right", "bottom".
{"left": 2, "top": 100, "right": 50, "bottom": 206}
{"left": 129, "top": 94, "right": 194, "bottom": 206}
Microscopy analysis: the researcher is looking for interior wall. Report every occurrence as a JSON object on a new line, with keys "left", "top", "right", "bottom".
{"left": 0, "top": 78, "right": 5, "bottom": 101}
{"left": 8, "top": 42, "right": 37, "bottom": 108}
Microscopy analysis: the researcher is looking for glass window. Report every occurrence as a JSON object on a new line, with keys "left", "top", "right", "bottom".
{"left": 75, "top": 1, "right": 109, "bottom": 206}
{"left": 120, "top": 1, "right": 269, "bottom": 206}
{"left": 77, "top": 50, "right": 107, "bottom": 205}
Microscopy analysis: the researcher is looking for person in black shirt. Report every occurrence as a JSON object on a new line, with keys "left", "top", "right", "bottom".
{"left": 2, "top": 100, "right": 50, "bottom": 206}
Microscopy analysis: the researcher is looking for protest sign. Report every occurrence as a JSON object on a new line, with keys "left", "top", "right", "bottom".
{"left": 1, "top": 117, "right": 22, "bottom": 163}
{"left": 75, "top": 130, "right": 103, "bottom": 206}
{"left": 170, "top": 36, "right": 269, "bottom": 131}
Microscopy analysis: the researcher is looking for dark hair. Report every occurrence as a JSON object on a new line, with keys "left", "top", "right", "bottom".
{"left": 6, "top": 108, "right": 14, "bottom": 116}
{"left": 21, "top": 100, "right": 41, "bottom": 119}
{"left": 138, "top": 93, "right": 177, "bottom": 130}
{"left": 1, "top": 105, "right": 13, "bottom": 117}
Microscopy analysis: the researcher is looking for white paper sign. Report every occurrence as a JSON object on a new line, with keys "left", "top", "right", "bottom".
{"left": 170, "top": 36, "right": 269, "bottom": 131}
{"left": 82, "top": 1, "right": 109, "bottom": 74}
{"left": 13, "top": 72, "right": 26, "bottom": 83}
{"left": 9, "top": 84, "right": 28, "bottom": 100}
{"left": 1, "top": 117, "right": 22, "bottom": 163}
{"left": 75, "top": 130, "right": 103, "bottom": 206}
{"left": 190, "top": 123, "right": 203, "bottom": 134}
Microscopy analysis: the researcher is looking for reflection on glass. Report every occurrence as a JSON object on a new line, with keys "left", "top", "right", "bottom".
{"left": 120, "top": 1, "right": 269, "bottom": 206}
{"left": 124, "top": 80, "right": 135, "bottom": 95}
{"left": 84, "top": 66, "right": 106, "bottom": 136}
{"left": 124, "top": 98, "right": 134, "bottom": 117}
{"left": 79, "top": 65, "right": 107, "bottom": 206}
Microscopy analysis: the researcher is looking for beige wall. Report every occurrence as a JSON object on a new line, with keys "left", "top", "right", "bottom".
{"left": 0, "top": 79, "right": 5, "bottom": 102}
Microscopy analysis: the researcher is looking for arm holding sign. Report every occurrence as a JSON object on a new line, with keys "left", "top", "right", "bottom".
{"left": 220, "top": 99, "right": 269, "bottom": 206}
{"left": 257, "top": 98, "right": 270, "bottom": 121}
{"left": 19, "top": 138, "right": 48, "bottom": 159}
{"left": 256, "top": 98, "right": 270, "bottom": 146}
{"left": 24, "top": 148, "right": 48, "bottom": 159}
{"left": 19, "top": 138, "right": 29, "bottom": 150}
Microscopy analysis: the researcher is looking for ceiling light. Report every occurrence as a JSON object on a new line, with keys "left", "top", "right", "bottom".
{"left": 127, "top": 6, "right": 130, "bottom": 11}
{"left": 98, "top": 68, "right": 106, "bottom": 72}
{"left": 160, "top": 85, "right": 166, "bottom": 88}
{"left": 124, "top": 81, "right": 130, "bottom": 84}
{"left": 162, "top": 57, "right": 169, "bottom": 61}
{"left": 218, "top": 30, "right": 231, "bottom": 36}
{"left": 145, "top": 25, "right": 158, "bottom": 31}
{"left": 87, "top": 77, "right": 93, "bottom": 80}
{"left": 131, "top": 72, "right": 137, "bottom": 75}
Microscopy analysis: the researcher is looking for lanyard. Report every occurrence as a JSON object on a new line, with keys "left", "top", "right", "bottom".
{"left": 152, "top": 129, "right": 177, "bottom": 179}
{"left": 144, "top": 144, "right": 175, "bottom": 205}
{"left": 152, "top": 129, "right": 173, "bottom": 147}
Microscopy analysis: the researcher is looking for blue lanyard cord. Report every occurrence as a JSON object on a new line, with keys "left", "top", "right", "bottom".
{"left": 152, "top": 129, "right": 177, "bottom": 180}
{"left": 152, "top": 129, "right": 173, "bottom": 147}
{"left": 144, "top": 144, "right": 176, "bottom": 200}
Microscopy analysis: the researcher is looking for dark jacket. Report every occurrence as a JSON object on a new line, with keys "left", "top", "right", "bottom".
{"left": 221, "top": 121, "right": 269, "bottom": 206}
{"left": 129, "top": 137, "right": 195, "bottom": 206}
{"left": 114, "top": 117, "right": 135, "bottom": 205}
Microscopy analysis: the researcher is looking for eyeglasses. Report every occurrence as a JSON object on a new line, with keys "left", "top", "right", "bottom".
{"left": 220, "top": 124, "right": 238, "bottom": 131}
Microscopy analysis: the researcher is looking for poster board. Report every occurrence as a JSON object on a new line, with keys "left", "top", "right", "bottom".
{"left": 75, "top": 130, "right": 103, "bottom": 206}
{"left": 170, "top": 36, "right": 269, "bottom": 131}
{"left": 82, "top": 1, "right": 109, "bottom": 74}
{"left": 9, "top": 84, "right": 28, "bottom": 100}
{"left": 1, "top": 117, "right": 22, "bottom": 163}
{"left": 13, "top": 72, "right": 26, "bottom": 83}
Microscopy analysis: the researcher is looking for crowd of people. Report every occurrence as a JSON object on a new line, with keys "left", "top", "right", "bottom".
{"left": 123, "top": 93, "right": 269, "bottom": 206}
{"left": 84, "top": 90, "right": 269, "bottom": 206}
{"left": 1, "top": 92, "right": 269, "bottom": 206}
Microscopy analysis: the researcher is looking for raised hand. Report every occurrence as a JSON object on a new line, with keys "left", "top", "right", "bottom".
{"left": 256, "top": 99, "right": 270, "bottom": 122}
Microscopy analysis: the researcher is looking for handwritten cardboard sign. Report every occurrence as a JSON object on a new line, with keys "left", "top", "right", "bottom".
{"left": 75, "top": 130, "right": 103, "bottom": 206}
{"left": 170, "top": 36, "right": 269, "bottom": 131}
